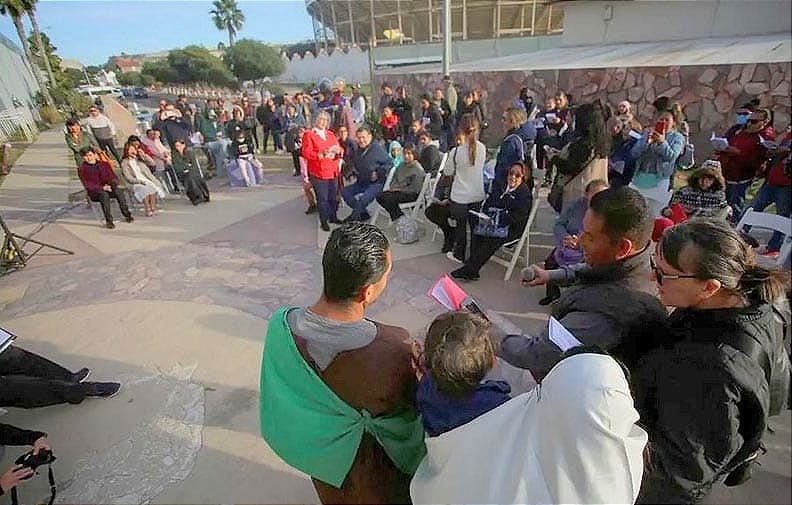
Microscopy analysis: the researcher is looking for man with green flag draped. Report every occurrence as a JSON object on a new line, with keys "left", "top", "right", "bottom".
{"left": 260, "top": 222, "right": 426, "bottom": 504}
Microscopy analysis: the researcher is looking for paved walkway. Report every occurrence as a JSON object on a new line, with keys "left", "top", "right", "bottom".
{"left": 0, "top": 130, "right": 789, "bottom": 503}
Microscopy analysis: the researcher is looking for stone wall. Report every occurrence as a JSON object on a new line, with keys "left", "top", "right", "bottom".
{"left": 377, "top": 62, "right": 791, "bottom": 151}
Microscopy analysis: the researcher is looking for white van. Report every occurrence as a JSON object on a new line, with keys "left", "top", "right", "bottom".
{"left": 76, "top": 86, "right": 123, "bottom": 99}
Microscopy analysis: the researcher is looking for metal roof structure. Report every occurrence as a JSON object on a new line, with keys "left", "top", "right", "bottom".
{"left": 304, "top": 0, "right": 563, "bottom": 48}
{"left": 376, "top": 33, "right": 792, "bottom": 74}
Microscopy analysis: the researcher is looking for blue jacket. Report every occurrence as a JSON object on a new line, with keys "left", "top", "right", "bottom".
{"left": 353, "top": 141, "right": 392, "bottom": 185}
{"left": 417, "top": 373, "right": 511, "bottom": 437}
{"left": 630, "top": 130, "right": 685, "bottom": 179}
{"left": 494, "top": 121, "right": 537, "bottom": 192}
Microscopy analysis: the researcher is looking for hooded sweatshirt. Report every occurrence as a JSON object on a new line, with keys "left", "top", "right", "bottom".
{"left": 389, "top": 159, "right": 426, "bottom": 194}
{"left": 494, "top": 121, "right": 537, "bottom": 192}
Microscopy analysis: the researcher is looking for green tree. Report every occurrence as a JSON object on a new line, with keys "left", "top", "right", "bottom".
{"left": 0, "top": 0, "right": 53, "bottom": 105}
{"left": 167, "top": 46, "right": 236, "bottom": 87}
{"left": 141, "top": 60, "right": 177, "bottom": 84}
{"left": 223, "top": 39, "right": 284, "bottom": 83}
{"left": 25, "top": 0, "right": 56, "bottom": 90}
{"left": 117, "top": 71, "right": 143, "bottom": 86}
{"left": 61, "top": 67, "right": 86, "bottom": 88}
{"left": 210, "top": 0, "right": 244, "bottom": 47}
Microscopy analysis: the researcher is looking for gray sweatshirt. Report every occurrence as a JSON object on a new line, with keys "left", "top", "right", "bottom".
{"left": 390, "top": 160, "right": 426, "bottom": 194}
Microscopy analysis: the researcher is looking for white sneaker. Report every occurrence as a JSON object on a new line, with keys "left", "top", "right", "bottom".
{"left": 446, "top": 251, "right": 463, "bottom": 264}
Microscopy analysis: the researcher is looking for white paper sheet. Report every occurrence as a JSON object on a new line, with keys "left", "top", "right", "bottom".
{"left": 710, "top": 132, "right": 729, "bottom": 151}
{"left": 548, "top": 316, "right": 583, "bottom": 352}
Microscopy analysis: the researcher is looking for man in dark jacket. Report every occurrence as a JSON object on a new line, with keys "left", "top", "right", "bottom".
{"left": 418, "top": 131, "right": 443, "bottom": 176}
{"left": 502, "top": 186, "right": 667, "bottom": 380}
{"left": 388, "top": 87, "right": 414, "bottom": 141}
{"left": 341, "top": 126, "right": 393, "bottom": 222}
{"left": 160, "top": 105, "right": 193, "bottom": 148}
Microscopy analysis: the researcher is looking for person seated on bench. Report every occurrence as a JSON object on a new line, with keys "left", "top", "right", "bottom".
{"left": 120, "top": 142, "right": 166, "bottom": 217}
{"left": 227, "top": 128, "right": 263, "bottom": 187}
{"left": 171, "top": 139, "right": 210, "bottom": 205}
{"left": 375, "top": 144, "right": 425, "bottom": 222}
{"left": 77, "top": 147, "right": 134, "bottom": 229}
{"left": 450, "top": 161, "right": 533, "bottom": 281}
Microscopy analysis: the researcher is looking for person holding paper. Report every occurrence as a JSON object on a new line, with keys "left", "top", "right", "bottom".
{"left": 503, "top": 187, "right": 667, "bottom": 381}
{"left": 259, "top": 223, "right": 425, "bottom": 504}
{"left": 303, "top": 111, "right": 342, "bottom": 231}
{"left": 717, "top": 108, "right": 775, "bottom": 220}
{"left": 0, "top": 343, "right": 120, "bottom": 407}
{"left": 450, "top": 161, "right": 533, "bottom": 282}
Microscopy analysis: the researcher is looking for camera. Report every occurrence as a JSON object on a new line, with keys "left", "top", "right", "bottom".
{"left": 15, "top": 449, "right": 56, "bottom": 478}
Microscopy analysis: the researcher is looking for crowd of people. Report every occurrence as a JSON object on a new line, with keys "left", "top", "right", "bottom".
{"left": 52, "top": 75, "right": 792, "bottom": 504}
{"left": 257, "top": 77, "right": 791, "bottom": 505}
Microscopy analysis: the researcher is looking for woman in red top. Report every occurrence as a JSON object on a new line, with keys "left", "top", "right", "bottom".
{"left": 302, "top": 111, "right": 342, "bottom": 231}
{"left": 380, "top": 106, "right": 400, "bottom": 142}
{"left": 718, "top": 108, "right": 775, "bottom": 219}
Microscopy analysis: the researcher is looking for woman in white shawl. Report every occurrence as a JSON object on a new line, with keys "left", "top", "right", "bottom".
{"left": 120, "top": 142, "right": 166, "bottom": 217}
{"left": 410, "top": 348, "right": 648, "bottom": 505}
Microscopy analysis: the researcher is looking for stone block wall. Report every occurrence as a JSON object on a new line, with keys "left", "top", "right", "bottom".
{"left": 377, "top": 62, "right": 791, "bottom": 152}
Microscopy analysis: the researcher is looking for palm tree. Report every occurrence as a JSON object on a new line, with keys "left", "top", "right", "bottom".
{"left": 26, "top": 0, "right": 57, "bottom": 91}
{"left": 210, "top": 0, "right": 245, "bottom": 47}
{"left": 0, "top": 0, "right": 53, "bottom": 106}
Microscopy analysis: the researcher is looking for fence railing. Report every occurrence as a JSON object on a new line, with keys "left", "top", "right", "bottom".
{"left": 0, "top": 107, "right": 38, "bottom": 143}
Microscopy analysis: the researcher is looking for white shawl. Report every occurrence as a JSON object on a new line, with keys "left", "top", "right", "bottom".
{"left": 410, "top": 353, "right": 647, "bottom": 505}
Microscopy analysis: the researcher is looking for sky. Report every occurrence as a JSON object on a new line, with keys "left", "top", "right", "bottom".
{"left": 0, "top": 0, "right": 315, "bottom": 65}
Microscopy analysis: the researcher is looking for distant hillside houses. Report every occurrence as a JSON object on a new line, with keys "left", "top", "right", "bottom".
{"left": 106, "top": 48, "right": 225, "bottom": 73}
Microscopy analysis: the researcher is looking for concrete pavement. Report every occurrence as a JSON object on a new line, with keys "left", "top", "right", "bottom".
{"left": 0, "top": 128, "right": 789, "bottom": 503}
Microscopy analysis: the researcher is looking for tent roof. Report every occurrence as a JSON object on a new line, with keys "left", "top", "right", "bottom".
{"left": 377, "top": 33, "right": 792, "bottom": 75}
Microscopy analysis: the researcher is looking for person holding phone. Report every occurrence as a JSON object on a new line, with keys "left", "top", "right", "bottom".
{"left": 629, "top": 109, "right": 685, "bottom": 217}
{"left": 0, "top": 424, "right": 50, "bottom": 496}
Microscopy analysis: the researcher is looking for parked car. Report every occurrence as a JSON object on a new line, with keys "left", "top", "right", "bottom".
{"left": 133, "top": 87, "right": 149, "bottom": 98}
{"left": 121, "top": 87, "right": 133, "bottom": 97}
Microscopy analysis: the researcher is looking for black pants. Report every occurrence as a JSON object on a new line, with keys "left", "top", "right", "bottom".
{"left": 310, "top": 176, "right": 338, "bottom": 224}
{"left": 426, "top": 202, "right": 454, "bottom": 244}
{"left": 291, "top": 151, "right": 301, "bottom": 174}
{"left": 0, "top": 346, "right": 89, "bottom": 407}
{"left": 96, "top": 137, "right": 121, "bottom": 164}
{"left": 459, "top": 225, "right": 523, "bottom": 275}
{"left": 449, "top": 201, "right": 481, "bottom": 260}
{"left": 260, "top": 127, "right": 271, "bottom": 153}
{"left": 249, "top": 123, "right": 259, "bottom": 150}
{"left": 89, "top": 187, "right": 131, "bottom": 224}
{"left": 376, "top": 190, "right": 418, "bottom": 220}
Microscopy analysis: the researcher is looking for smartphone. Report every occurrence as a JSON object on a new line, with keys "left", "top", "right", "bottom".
{"left": 461, "top": 298, "right": 489, "bottom": 321}
{"left": 628, "top": 130, "right": 642, "bottom": 140}
{"left": 654, "top": 121, "right": 667, "bottom": 135}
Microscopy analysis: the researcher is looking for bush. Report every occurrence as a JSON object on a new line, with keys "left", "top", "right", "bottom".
{"left": 39, "top": 105, "right": 63, "bottom": 125}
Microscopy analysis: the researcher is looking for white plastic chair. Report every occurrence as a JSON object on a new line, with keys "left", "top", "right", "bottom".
{"left": 368, "top": 163, "right": 397, "bottom": 226}
{"left": 489, "top": 185, "right": 542, "bottom": 281}
{"left": 736, "top": 208, "right": 792, "bottom": 269}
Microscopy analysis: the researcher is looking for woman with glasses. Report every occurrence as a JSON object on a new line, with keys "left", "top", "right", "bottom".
{"left": 635, "top": 219, "right": 790, "bottom": 504}
{"left": 716, "top": 108, "right": 776, "bottom": 219}
{"left": 450, "top": 161, "right": 533, "bottom": 281}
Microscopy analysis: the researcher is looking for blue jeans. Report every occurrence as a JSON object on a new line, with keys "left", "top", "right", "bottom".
{"left": 341, "top": 181, "right": 384, "bottom": 219}
{"left": 309, "top": 176, "right": 338, "bottom": 224}
{"left": 206, "top": 139, "right": 229, "bottom": 176}
{"left": 745, "top": 183, "right": 792, "bottom": 251}
{"left": 726, "top": 180, "right": 752, "bottom": 221}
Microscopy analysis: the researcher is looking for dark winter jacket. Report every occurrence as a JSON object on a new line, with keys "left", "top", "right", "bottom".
{"left": 634, "top": 304, "right": 791, "bottom": 503}
{"left": 494, "top": 121, "right": 537, "bottom": 192}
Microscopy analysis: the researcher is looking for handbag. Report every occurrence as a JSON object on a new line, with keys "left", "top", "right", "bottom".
{"left": 473, "top": 206, "right": 509, "bottom": 239}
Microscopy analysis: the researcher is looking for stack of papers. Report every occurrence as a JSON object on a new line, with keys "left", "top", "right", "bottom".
{"left": 710, "top": 132, "right": 729, "bottom": 151}
{"left": 548, "top": 317, "right": 583, "bottom": 352}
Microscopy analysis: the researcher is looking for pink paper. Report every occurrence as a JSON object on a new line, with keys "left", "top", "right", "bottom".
{"left": 427, "top": 274, "right": 469, "bottom": 310}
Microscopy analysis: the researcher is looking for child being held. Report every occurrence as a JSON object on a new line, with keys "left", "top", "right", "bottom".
{"left": 417, "top": 311, "right": 511, "bottom": 437}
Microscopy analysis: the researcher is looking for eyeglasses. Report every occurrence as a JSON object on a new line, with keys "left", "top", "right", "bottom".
{"left": 650, "top": 254, "right": 697, "bottom": 285}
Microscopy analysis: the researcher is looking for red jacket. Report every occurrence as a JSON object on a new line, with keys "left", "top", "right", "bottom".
{"left": 767, "top": 132, "right": 792, "bottom": 187}
{"left": 302, "top": 129, "right": 341, "bottom": 180}
{"left": 78, "top": 160, "right": 118, "bottom": 194}
{"left": 721, "top": 126, "right": 775, "bottom": 182}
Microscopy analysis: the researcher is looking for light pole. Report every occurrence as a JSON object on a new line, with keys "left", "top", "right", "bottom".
{"left": 442, "top": 0, "right": 451, "bottom": 76}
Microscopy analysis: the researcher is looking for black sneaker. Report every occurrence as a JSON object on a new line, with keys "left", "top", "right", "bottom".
{"left": 71, "top": 368, "right": 91, "bottom": 383}
{"left": 86, "top": 382, "right": 121, "bottom": 399}
{"left": 320, "top": 221, "right": 330, "bottom": 232}
{"left": 124, "top": 216, "right": 134, "bottom": 223}
{"left": 305, "top": 205, "right": 318, "bottom": 214}
{"left": 451, "top": 268, "right": 479, "bottom": 281}
{"left": 105, "top": 221, "right": 116, "bottom": 229}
